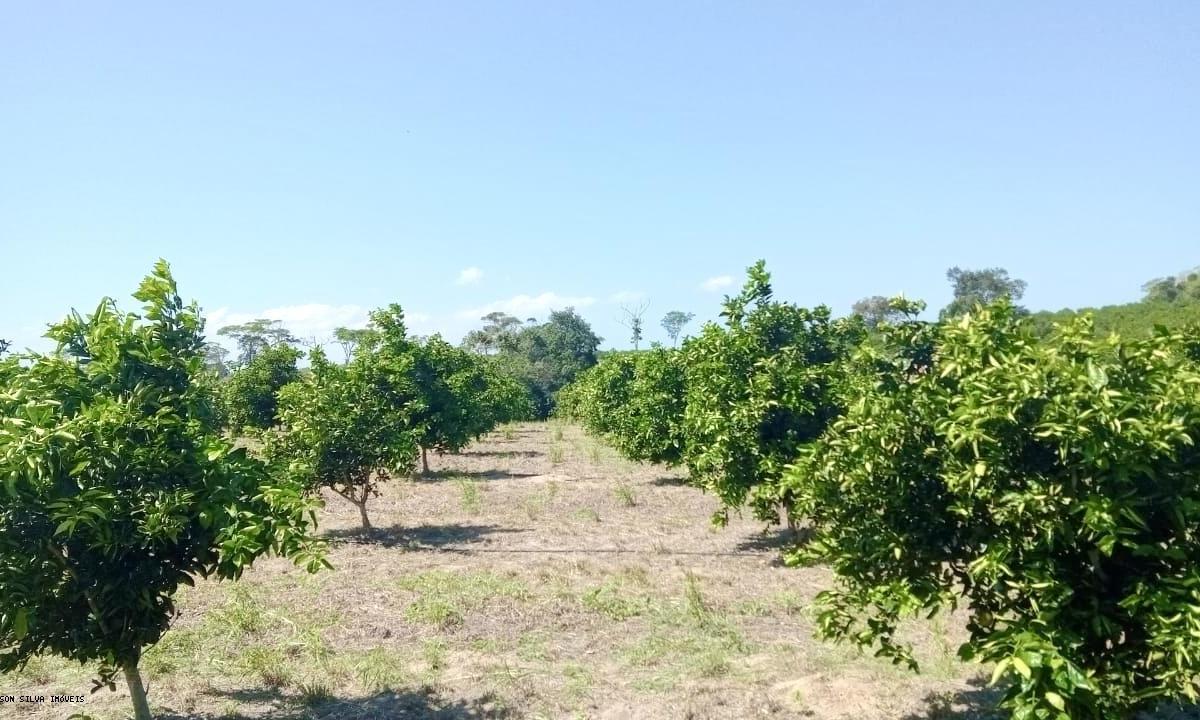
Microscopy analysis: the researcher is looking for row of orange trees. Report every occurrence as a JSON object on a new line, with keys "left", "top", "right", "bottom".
{"left": 0, "top": 263, "right": 528, "bottom": 720}
{"left": 560, "top": 261, "right": 1200, "bottom": 719}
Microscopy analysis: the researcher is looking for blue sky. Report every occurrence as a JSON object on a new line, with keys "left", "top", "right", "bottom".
{"left": 2, "top": 2, "right": 1197, "bottom": 354}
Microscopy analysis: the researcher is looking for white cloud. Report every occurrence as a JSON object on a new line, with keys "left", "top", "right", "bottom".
{"left": 456, "top": 292, "right": 596, "bottom": 320}
{"left": 700, "top": 275, "right": 734, "bottom": 292}
{"left": 456, "top": 267, "right": 484, "bottom": 285}
{"left": 609, "top": 290, "right": 646, "bottom": 304}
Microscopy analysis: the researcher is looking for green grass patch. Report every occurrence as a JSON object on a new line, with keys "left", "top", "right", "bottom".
{"left": 398, "top": 570, "right": 531, "bottom": 628}
{"left": 573, "top": 507, "right": 601, "bottom": 523}
{"left": 457, "top": 477, "right": 483, "bottom": 515}
{"left": 613, "top": 483, "right": 637, "bottom": 507}
{"left": 581, "top": 579, "right": 650, "bottom": 620}
{"left": 621, "top": 575, "right": 749, "bottom": 691}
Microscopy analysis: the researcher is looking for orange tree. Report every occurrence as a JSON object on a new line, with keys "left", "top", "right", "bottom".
{"left": 790, "top": 302, "right": 1200, "bottom": 719}
{"left": 681, "top": 261, "right": 865, "bottom": 527}
{"left": 410, "top": 336, "right": 530, "bottom": 473}
{"left": 0, "top": 263, "right": 326, "bottom": 720}
{"left": 220, "top": 342, "right": 302, "bottom": 431}
{"left": 267, "top": 305, "right": 422, "bottom": 529}
{"left": 558, "top": 347, "right": 687, "bottom": 465}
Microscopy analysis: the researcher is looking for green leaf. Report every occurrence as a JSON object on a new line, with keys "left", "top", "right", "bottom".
{"left": 13, "top": 608, "right": 28, "bottom": 640}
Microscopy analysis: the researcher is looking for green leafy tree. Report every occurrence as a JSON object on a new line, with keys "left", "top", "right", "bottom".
{"left": 218, "top": 318, "right": 298, "bottom": 367}
{"left": 681, "top": 261, "right": 866, "bottom": 527}
{"left": 660, "top": 311, "right": 695, "bottom": 346}
{"left": 333, "top": 326, "right": 376, "bottom": 364}
{"left": 1030, "top": 267, "right": 1200, "bottom": 339}
{"left": 202, "top": 341, "right": 231, "bottom": 378}
{"left": 1142, "top": 267, "right": 1200, "bottom": 304}
{"left": 267, "top": 306, "right": 423, "bottom": 529}
{"left": 851, "top": 295, "right": 910, "bottom": 329}
{"left": 412, "top": 337, "right": 488, "bottom": 473}
{"left": 940, "top": 266, "right": 1028, "bottom": 320}
{"left": 221, "top": 343, "right": 302, "bottom": 431}
{"left": 0, "top": 262, "right": 326, "bottom": 720}
{"left": 791, "top": 300, "right": 1200, "bottom": 719}
{"left": 410, "top": 336, "right": 535, "bottom": 472}
{"left": 462, "top": 311, "right": 523, "bottom": 355}
{"left": 496, "top": 308, "right": 602, "bottom": 418}
{"left": 559, "top": 347, "right": 687, "bottom": 464}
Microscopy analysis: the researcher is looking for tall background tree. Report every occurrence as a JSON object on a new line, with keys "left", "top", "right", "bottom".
{"left": 1142, "top": 267, "right": 1200, "bottom": 304}
{"left": 620, "top": 301, "right": 649, "bottom": 350}
{"left": 487, "top": 308, "right": 602, "bottom": 418}
{"left": 0, "top": 262, "right": 325, "bottom": 720}
{"left": 939, "top": 266, "right": 1028, "bottom": 319}
{"left": 333, "top": 326, "right": 375, "bottom": 363}
{"left": 218, "top": 318, "right": 298, "bottom": 367}
{"left": 660, "top": 310, "right": 694, "bottom": 346}
{"left": 851, "top": 295, "right": 908, "bottom": 329}
{"left": 462, "top": 312, "right": 523, "bottom": 355}
{"left": 202, "top": 341, "right": 231, "bottom": 378}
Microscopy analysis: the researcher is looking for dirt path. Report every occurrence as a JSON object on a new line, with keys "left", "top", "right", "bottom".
{"left": 8, "top": 422, "right": 997, "bottom": 720}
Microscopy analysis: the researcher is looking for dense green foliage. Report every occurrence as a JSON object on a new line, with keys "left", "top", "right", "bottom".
{"left": 483, "top": 308, "right": 602, "bottom": 418}
{"left": 790, "top": 302, "right": 1200, "bottom": 719}
{"left": 0, "top": 263, "right": 326, "bottom": 720}
{"left": 561, "top": 261, "right": 1200, "bottom": 717}
{"left": 220, "top": 343, "right": 302, "bottom": 431}
{"left": 558, "top": 347, "right": 687, "bottom": 465}
{"left": 267, "top": 305, "right": 423, "bottom": 529}
{"left": 411, "top": 336, "right": 532, "bottom": 471}
{"left": 681, "top": 261, "right": 866, "bottom": 526}
{"left": 267, "top": 306, "right": 531, "bottom": 525}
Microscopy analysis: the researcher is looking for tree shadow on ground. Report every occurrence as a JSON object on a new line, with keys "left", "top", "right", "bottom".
{"left": 160, "top": 684, "right": 513, "bottom": 719}
{"left": 734, "top": 526, "right": 813, "bottom": 553}
{"left": 649, "top": 474, "right": 690, "bottom": 486}
{"left": 417, "top": 469, "right": 541, "bottom": 482}
{"left": 323, "top": 523, "right": 527, "bottom": 550}
{"left": 455, "top": 450, "right": 542, "bottom": 458}
{"left": 899, "top": 678, "right": 1004, "bottom": 720}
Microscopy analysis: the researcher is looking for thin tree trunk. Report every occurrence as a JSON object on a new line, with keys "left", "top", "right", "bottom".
{"left": 421, "top": 446, "right": 430, "bottom": 475}
{"left": 355, "top": 498, "right": 372, "bottom": 530}
{"left": 124, "top": 660, "right": 152, "bottom": 720}
{"left": 780, "top": 498, "right": 797, "bottom": 537}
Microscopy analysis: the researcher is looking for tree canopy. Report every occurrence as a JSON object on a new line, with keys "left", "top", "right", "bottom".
{"left": 940, "top": 266, "right": 1028, "bottom": 320}
{"left": 0, "top": 262, "right": 326, "bottom": 720}
{"left": 217, "top": 318, "right": 298, "bottom": 367}
{"left": 790, "top": 301, "right": 1200, "bottom": 719}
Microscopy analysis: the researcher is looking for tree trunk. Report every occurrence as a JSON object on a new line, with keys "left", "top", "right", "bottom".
{"left": 779, "top": 498, "right": 797, "bottom": 537}
{"left": 124, "top": 660, "right": 152, "bottom": 720}
{"left": 355, "top": 498, "right": 372, "bottom": 530}
{"left": 421, "top": 446, "right": 430, "bottom": 475}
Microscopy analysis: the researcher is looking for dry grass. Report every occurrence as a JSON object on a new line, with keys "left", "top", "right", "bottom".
{"left": 9, "top": 421, "right": 1016, "bottom": 720}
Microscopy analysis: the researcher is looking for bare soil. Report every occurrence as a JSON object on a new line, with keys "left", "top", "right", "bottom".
{"left": 8, "top": 422, "right": 1011, "bottom": 719}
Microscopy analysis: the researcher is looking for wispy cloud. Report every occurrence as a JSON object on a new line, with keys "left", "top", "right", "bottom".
{"left": 456, "top": 266, "right": 484, "bottom": 285}
{"left": 456, "top": 292, "right": 596, "bottom": 320}
{"left": 608, "top": 290, "right": 646, "bottom": 304}
{"left": 700, "top": 275, "right": 733, "bottom": 292}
